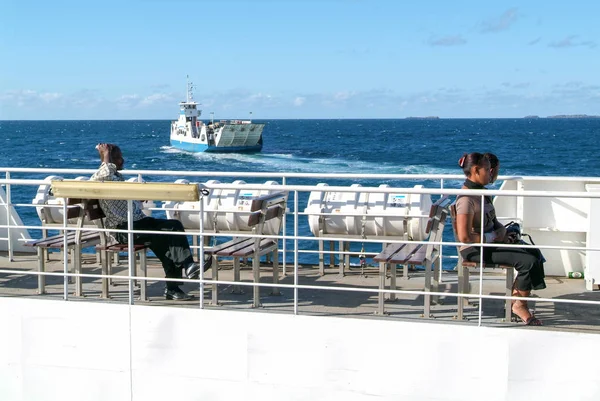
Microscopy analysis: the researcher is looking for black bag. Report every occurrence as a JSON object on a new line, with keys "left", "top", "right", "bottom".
{"left": 504, "top": 221, "right": 546, "bottom": 263}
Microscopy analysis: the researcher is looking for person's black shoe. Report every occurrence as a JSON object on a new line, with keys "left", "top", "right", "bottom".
{"left": 164, "top": 287, "right": 192, "bottom": 301}
{"left": 185, "top": 262, "right": 201, "bottom": 279}
{"left": 185, "top": 257, "right": 213, "bottom": 279}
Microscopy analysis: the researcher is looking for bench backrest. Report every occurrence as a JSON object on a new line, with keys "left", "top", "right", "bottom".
{"left": 246, "top": 192, "right": 287, "bottom": 237}
{"left": 422, "top": 196, "right": 452, "bottom": 260}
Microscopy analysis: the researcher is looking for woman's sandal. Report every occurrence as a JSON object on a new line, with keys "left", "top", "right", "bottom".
{"left": 511, "top": 311, "right": 543, "bottom": 326}
{"left": 524, "top": 316, "right": 543, "bottom": 326}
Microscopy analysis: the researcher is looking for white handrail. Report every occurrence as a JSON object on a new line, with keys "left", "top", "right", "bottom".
{"left": 1, "top": 166, "right": 600, "bottom": 329}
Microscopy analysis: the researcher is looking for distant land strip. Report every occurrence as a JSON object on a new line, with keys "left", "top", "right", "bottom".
{"left": 525, "top": 114, "right": 600, "bottom": 119}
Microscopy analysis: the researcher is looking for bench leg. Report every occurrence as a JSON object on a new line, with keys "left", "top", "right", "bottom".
{"left": 100, "top": 250, "right": 109, "bottom": 299}
{"left": 505, "top": 268, "right": 514, "bottom": 322}
{"left": 37, "top": 247, "right": 46, "bottom": 295}
{"left": 424, "top": 260, "right": 432, "bottom": 318}
{"left": 139, "top": 250, "right": 147, "bottom": 301}
{"left": 211, "top": 257, "right": 219, "bottom": 306}
{"left": 377, "top": 262, "right": 386, "bottom": 315}
{"left": 345, "top": 242, "right": 350, "bottom": 274}
{"left": 329, "top": 241, "right": 335, "bottom": 268}
{"left": 232, "top": 257, "right": 243, "bottom": 294}
{"left": 318, "top": 239, "right": 325, "bottom": 275}
{"left": 403, "top": 263, "right": 409, "bottom": 280}
{"left": 108, "top": 251, "right": 114, "bottom": 286}
{"left": 432, "top": 259, "right": 441, "bottom": 305}
{"left": 389, "top": 263, "right": 397, "bottom": 302}
{"left": 69, "top": 248, "right": 75, "bottom": 284}
{"left": 338, "top": 241, "right": 346, "bottom": 277}
{"left": 270, "top": 249, "right": 280, "bottom": 296}
{"left": 74, "top": 246, "right": 83, "bottom": 297}
{"left": 456, "top": 265, "right": 470, "bottom": 320}
{"left": 252, "top": 255, "right": 261, "bottom": 308}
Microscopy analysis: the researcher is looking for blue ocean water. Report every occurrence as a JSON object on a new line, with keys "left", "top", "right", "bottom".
{"left": 2, "top": 119, "right": 600, "bottom": 266}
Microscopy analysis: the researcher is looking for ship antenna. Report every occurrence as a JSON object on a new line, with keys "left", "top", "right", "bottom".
{"left": 186, "top": 75, "right": 195, "bottom": 103}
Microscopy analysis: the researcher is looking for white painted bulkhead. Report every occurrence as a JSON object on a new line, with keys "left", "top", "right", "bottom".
{"left": 1, "top": 297, "right": 598, "bottom": 401}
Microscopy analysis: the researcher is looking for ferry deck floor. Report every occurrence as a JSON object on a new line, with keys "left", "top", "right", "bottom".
{"left": 1, "top": 252, "right": 599, "bottom": 334}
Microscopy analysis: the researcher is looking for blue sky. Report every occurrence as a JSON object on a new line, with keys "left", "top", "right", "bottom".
{"left": 1, "top": 1, "right": 599, "bottom": 119}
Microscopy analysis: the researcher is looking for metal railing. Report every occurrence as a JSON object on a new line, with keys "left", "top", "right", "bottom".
{"left": 2, "top": 167, "right": 600, "bottom": 329}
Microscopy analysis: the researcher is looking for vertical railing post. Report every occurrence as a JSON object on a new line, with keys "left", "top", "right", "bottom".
{"left": 127, "top": 200, "right": 135, "bottom": 305}
{"left": 439, "top": 178, "right": 445, "bottom": 283}
{"left": 5, "top": 172, "right": 14, "bottom": 261}
{"left": 294, "top": 190, "right": 299, "bottom": 315}
{"left": 199, "top": 189, "right": 205, "bottom": 309}
{"left": 62, "top": 201, "right": 69, "bottom": 300}
{"left": 478, "top": 193, "right": 485, "bottom": 327}
{"left": 282, "top": 176, "right": 287, "bottom": 275}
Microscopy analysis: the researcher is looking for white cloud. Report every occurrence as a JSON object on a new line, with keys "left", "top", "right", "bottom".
{"left": 480, "top": 8, "right": 519, "bottom": 33}
{"left": 140, "top": 93, "right": 173, "bottom": 106}
{"left": 333, "top": 91, "right": 355, "bottom": 101}
{"left": 549, "top": 35, "right": 597, "bottom": 49}
{"left": 293, "top": 96, "right": 305, "bottom": 106}
{"left": 427, "top": 35, "right": 467, "bottom": 47}
{"left": 0, "top": 89, "right": 64, "bottom": 106}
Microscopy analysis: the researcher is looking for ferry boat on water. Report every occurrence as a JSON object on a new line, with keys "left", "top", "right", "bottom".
{"left": 169, "top": 78, "right": 264, "bottom": 153}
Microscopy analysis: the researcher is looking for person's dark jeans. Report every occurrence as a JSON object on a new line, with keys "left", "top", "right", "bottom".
{"left": 116, "top": 217, "right": 194, "bottom": 289}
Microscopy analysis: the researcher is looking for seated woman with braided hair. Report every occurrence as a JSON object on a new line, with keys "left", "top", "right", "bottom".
{"left": 455, "top": 152, "right": 546, "bottom": 326}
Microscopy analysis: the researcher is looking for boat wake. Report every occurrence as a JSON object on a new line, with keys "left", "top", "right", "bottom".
{"left": 160, "top": 146, "right": 453, "bottom": 176}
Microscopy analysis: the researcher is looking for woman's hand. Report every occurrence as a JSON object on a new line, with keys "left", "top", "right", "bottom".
{"left": 96, "top": 143, "right": 113, "bottom": 164}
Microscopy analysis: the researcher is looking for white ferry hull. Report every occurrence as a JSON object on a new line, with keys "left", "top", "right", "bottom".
{"left": 170, "top": 123, "right": 264, "bottom": 153}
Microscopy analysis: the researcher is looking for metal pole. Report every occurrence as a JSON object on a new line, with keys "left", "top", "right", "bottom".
{"left": 5, "top": 172, "right": 13, "bottom": 261}
{"left": 199, "top": 189, "right": 205, "bottom": 309}
{"left": 478, "top": 194, "right": 485, "bottom": 327}
{"left": 438, "top": 178, "right": 444, "bottom": 283}
{"left": 127, "top": 200, "right": 135, "bottom": 305}
{"left": 294, "top": 190, "right": 299, "bottom": 315}
{"left": 282, "top": 176, "right": 287, "bottom": 275}
{"left": 62, "top": 201, "right": 69, "bottom": 300}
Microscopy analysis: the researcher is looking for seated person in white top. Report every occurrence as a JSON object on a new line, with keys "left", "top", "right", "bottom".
{"left": 91, "top": 143, "right": 210, "bottom": 301}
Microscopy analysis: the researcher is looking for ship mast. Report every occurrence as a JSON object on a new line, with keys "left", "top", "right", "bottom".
{"left": 186, "top": 75, "right": 195, "bottom": 103}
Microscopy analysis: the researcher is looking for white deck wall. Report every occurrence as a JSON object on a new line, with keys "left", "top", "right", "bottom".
{"left": 1, "top": 297, "right": 598, "bottom": 401}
